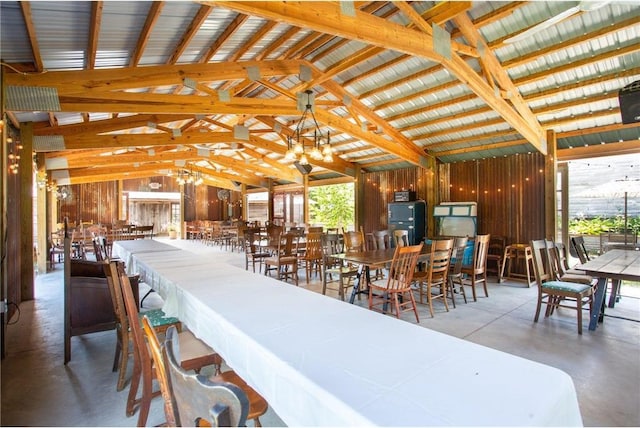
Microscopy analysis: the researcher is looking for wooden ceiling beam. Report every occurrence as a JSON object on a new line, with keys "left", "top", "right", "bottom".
{"left": 19, "top": 2, "right": 44, "bottom": 72}
{"left": 130, "top": 1, "right": 164, "bottom": 67}
{"left": 168, "top": 5, "right": 213, "bottom": 65}
{"left": 87, "top": 2, "right": 103, "bottom": 70}
{"left": 200, "top": 13, "right": 248, "bottom": 63}
{"left": 5, "top": 60, "right": 305, "bottom": 93}
{"left": 557, "top": 140, "right": 640, "bottom": 161}
{"left": 210, "top": 1, "right": 544, "bottom": 152}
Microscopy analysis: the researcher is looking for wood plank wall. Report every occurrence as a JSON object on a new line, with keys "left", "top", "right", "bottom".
{"left": 362, "top": 154, "right": 546, "bottom": 246}
{"left": 443, "top": 153, "right": 545, "bottom": 245}
{"left": 361, "top": 167, "right": 432, "bottom": 234}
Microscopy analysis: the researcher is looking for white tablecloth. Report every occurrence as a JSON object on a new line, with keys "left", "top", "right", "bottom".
{"left": 111, "top": 239, "right": 181, "bottom": 274}
{"left": 115, "top": 241, "right": 583, "bottom": 426}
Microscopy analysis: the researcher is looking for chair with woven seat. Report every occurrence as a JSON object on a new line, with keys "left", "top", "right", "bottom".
{"left": 458, "top": 234, "right": 490, "bottom": 302}
{"left": 322, "top": 233, "right": 359, "bottom": 301}
{"left": 103, "top": 261, "right": 182, "bottom": 392}
{"left": 530, "top": 239, "right": 595, "bottom": 334}
{"left": 143, "top": 319, "right": 268, "bottom": 427}
{"left": 368, "top": 243, "right": 423, "bottom": 323}
{"left": 413, "top": 238, "right": 454, "bottom": 317}
{"left": 116, "top": 264, "right": 222, "bottom": 426}
{"left": 447, "top": 236, "right": 469, "bottom": 307}
{"left": 264, "top": 232, "right": 299, "bottom": 285}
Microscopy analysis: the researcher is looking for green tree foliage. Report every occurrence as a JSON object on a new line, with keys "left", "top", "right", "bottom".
{"left": 309, "top": 183, "right": 354, "bottom": 229}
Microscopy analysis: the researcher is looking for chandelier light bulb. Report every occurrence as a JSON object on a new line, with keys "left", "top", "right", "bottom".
{"left": 298, "top": 153, "right": 309, "bottom": 165}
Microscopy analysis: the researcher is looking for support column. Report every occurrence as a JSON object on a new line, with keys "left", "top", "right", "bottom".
{"left": 19, "top": 122, "right": 34, "bottom": 300}
{"left": 36, "top": 153, "right": 47, "bottom": 274}
{"left": 303, "top": 174, "right": 309, "bottom": 225}
{"left": 267, "top": 178, "right": 274, "bottom": 224}
{"left": 354, "top": 165, "right": 364, "bottom": 232}
{"left": 544, "top": 129, "right": 558, "bottom": 240}
{"left": 241, "top": 183, "right": 247, "bottom": 221}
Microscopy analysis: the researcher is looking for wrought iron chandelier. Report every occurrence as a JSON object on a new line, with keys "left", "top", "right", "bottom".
{"left": 284, "top": 90, "right": 333, "bottom": 165}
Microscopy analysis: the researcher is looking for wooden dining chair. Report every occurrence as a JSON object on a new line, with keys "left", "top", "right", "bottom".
{"left": 368, "top": 243, "right": 423, "bottom": 322}
{"left": 103, "top": 261, "right": 181, "bottom": 392}
{"left": 548, "top": 241, "right": 594, "bottom": 285}
{"left": 447, "top": 236, "right": 469, "bottom": 307}
{"left": 413, "top": 238, "right": 454, "bottom": 317}
{"left": 392, "top": 229, "right": 409, "bottom": 247}
{"left": 570, "top": 236, "right": 590, "bottom": 264}
{"left": 164, "top": 326, "right": 253, "bottom": 427}
{"left": 459, "top": 234, "right": 491, "bottom": 302}
{"left": 264, "top": 232, "right": 299, "bottom": 285}
{"left": 143, "top": 319, "right": 268, "bottom": 427}
{"left": 321, "top": 233, "right": 359, "bottom": 301}
{"left": 116, "top": 266, "right": 222, "bottom": 426}
{"left": 244, "top": 228, "right": 270, "bottom": 273}
{"left": 343, "top": 229, "right": 366, "bottom": 253}
{"left": 530, "top": 240, "right": 595, "bottom": 334}
{"left": 299, "top": 232, "right": 323, "bottom": 283}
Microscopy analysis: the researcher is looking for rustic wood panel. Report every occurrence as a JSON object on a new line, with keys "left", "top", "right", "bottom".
{"left": 361, "top": 167, "right": 431, "bottom": 234}
{"left": 58, "top": 181, "right": 118, "bottom": 226}
{"left": 448, "top": 153, "right": 545, "bottom": 246}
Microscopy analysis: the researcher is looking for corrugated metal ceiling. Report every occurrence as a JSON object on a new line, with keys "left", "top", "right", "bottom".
{"left": 1, "top": 1, "right": 639, "bottom": 188}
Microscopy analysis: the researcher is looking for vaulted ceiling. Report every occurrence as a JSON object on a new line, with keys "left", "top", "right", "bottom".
{"left": 2, "top": 1, "right": 639, "bottom": 190}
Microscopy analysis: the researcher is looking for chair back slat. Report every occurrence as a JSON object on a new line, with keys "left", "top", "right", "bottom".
{"left": 386, "top": 244, "right": 423, "bottom": 292}
{"left": 426, "top": 239, "right": 454, "bottom": 286}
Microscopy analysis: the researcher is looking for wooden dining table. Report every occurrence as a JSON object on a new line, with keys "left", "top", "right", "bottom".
{"left": 576, "top": 249, "right": 640, "bottom": 331}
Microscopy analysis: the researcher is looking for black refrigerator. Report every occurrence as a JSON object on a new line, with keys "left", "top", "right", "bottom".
{"left": 388, "top": 201, "right": 426, "bottom": 246}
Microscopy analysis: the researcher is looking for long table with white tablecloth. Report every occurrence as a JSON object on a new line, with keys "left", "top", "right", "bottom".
{"left": 113, "top": 240, "right": 583, "bottom": 426}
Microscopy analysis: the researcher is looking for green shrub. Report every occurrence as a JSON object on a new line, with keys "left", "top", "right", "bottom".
{"left": 569, "top": 215, "right": 640, "bottom": 235}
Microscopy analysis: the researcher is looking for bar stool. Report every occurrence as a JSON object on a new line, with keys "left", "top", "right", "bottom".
{"left": 499, "top": 243, "right": 535, "bottom": 287}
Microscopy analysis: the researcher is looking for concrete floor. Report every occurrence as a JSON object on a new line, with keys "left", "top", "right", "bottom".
{"left": 2, "top": 238, "right": 639, "bottom": 426}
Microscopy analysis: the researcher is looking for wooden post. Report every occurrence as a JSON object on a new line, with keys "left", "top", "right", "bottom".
{"left": 354, "top": 165, "right": 364, "bottom": 232}
{"left": 19, "top": 122, "right": 34, "bottom": 301}
{"left": 544, "top": 129, "right": 558, "bottom": 240}
{"left": 303, "top": 174, "right": 309, "bottom": 225}
{"left": 36, "top": 153, "right": 47, "bottom": 274}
